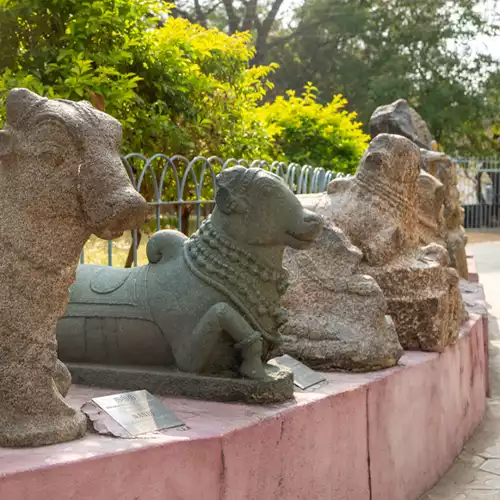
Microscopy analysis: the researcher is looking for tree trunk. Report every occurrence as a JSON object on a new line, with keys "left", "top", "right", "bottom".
{"left": 181, "top": 205, "right": 193, "bottom": 235}
{"left": 124, "top": 230, "right": 142, "bottom": 268}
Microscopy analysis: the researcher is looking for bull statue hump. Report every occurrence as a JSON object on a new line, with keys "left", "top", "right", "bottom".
{"left": 0, "top": 88, "right": 148, "bottom": 447}
{"left": 57, "top": 167, "right": 323, "bottom": 403}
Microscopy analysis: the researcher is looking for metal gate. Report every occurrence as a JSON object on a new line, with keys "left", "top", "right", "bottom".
{"left": 455, "top": 157, "right": 500, "bottom": 229}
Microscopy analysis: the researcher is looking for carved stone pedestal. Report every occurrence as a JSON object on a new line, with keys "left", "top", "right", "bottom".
{"left": 363, "top": 247, "right": 464, "bottom": 351}
{"left": 66, "top": 363, "right": 294, "bottom": 404}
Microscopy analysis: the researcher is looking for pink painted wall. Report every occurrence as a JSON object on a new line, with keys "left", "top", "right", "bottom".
{"left": 467, "top": 255, "right": 479, "bottom": 283}
{"left": 368, "top": 317, "right": 486, "bottom": 500}
{"left": 0, "top": 316, "right": 486, "bottom": 500}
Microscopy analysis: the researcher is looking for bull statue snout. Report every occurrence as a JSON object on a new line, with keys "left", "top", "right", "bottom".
{"left": 77, "top": 144, "right": 148, "bottom": 241}
{"left": 284, "top": 209, "right": 323, "bottom": 250}
{"left": 213, "top": 167, "right": 323, "bottom": 249}
{"left": 81, "top": 177, "right": 148, "bottom": 240}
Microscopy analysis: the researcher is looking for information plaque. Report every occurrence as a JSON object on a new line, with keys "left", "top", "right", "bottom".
{"left": 270, "top": 355, "right": 326, "bottom": 390}
{"left": 82, "top": 390, "right": 184, "bottom": 437}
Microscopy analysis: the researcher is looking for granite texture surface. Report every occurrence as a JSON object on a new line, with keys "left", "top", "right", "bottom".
{"left": 299, "top": 133, "right": 465, "bottom": 352}
{"left": 369, "top": 98, "right": 434, "bottom": 150}
{"left": 370, "top": 98, "right": 468, "bottom": 279}
{"left": 281, "top": 223, "right": 403, "bottom": 371}
{"left": 0, "top": 88, "right": 147, "bottom": 447}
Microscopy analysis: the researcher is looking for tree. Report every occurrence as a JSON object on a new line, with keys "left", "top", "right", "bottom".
{"left": 266, "top": 0, "right": 500, "bottom": 155}
{"left": 0, "top": 0, "right": 278, "bottom": 158}
{"left": 0, "top": 0, "right": 370, "bottom": 246}
{"left": 0, "top": 0, "right": 281, "bottom": 244}
{"left": 172, "top": 0, "right": 289, "bottom": 64}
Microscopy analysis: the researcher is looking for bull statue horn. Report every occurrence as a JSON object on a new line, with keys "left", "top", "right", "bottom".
{"left": 215, "top": 166, "right": 249, "bottom": 214}
{"left": 5, "top": 88, "right": 44, "bottom": 127}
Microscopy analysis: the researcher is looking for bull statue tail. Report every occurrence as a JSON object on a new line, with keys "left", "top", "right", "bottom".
{"left": 146, "top": 230, "right": 187, "bottom": 264}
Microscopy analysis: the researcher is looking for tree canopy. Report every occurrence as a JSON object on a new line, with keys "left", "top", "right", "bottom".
{"left": 0, "top": 0, "right": 366, "bottom": 172}
{"left": 175, "top": 0, "right": 500, "bottom": 155}
{"left": 0, "top": 0, "right": 276, "bottom": 158}
{"left": 173, "top": 0, "right": 290, "bottom": 64}
{"left": 2, "top": 0, "right": 496, "bottom": 162}
{"left": 268, "top": 0, "right": 500, "bottom": 154}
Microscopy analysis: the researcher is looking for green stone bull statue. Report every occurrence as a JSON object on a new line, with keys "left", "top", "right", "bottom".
{"left": 57, "top": 167, "right": 323, "bottom": 386}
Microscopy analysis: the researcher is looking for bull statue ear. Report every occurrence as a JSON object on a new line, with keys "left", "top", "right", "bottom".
{"left": 5, "top": 88, "right": 42, "bottom": 126}
{"left": 0, "top": 130, "right": 12, "bottom": 158}
{"left": 215, "top": 186, "right": 248, "bottom": 214}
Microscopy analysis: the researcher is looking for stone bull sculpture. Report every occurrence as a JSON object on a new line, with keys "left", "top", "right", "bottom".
{"left": 0, "top": 89, "right": 148, "bottom": 447}
{"left": 57, "top": 167, "right": 323, "bottom": 396}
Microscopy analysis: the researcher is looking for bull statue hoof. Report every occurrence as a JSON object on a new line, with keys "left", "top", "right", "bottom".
{"left": 0, "top": 88, "right": 148, "bottom": 447}
{"left": 57, "top": 167, "right": 323, "bottom": 403}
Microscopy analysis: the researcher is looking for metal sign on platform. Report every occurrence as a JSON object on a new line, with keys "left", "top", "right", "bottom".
{"left": 82, "top": 390, "right": 184, "bottom": 438}
{"left": 270, "top": 355, "right": 326, "bottom": 390}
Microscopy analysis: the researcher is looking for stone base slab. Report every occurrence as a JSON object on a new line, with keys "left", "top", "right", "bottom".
{"left": 0, "top": 315, "right": 486, "bottom": 500}
{"left": 66, "top": 363, "right": 294, "bottom": 404}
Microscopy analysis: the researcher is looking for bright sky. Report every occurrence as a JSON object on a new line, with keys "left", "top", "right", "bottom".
{"left": 473, "top": 0, "right": 500, "bottom": 58}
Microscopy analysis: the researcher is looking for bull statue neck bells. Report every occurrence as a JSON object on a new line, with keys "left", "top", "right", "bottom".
{"left": 57, "top": 167, "right": 324, "bottom": 403}
{"left": 0, "top": 88, "right": 148, "bottom": 447}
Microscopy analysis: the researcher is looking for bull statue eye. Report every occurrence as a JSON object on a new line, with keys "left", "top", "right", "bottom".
{"left": 256, "top": 179, "right": 277, "bottom": 196}
{"left": 38, "top": 150, "right": 64, "bottom": 166}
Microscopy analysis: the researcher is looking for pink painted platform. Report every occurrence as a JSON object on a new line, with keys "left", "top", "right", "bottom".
{"left": 467, "top": 254, "right": 479, "bottom": 283}
{"left": 0, "top": 315, "right": 487, "bottom": 500}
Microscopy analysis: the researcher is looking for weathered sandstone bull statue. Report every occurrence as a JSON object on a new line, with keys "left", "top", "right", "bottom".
{"left": 0, "top": 88, "right": 148, "bottom": 447}
{"left": 57, "top": 167, "right": 323, "bottom": 395}
{"left": 298, "top": 134, "right": 464, "bottom": 352}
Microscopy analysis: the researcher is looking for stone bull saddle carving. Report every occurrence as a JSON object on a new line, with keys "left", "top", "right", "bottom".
{"left": 57, "top": 167, "right": 323, "bottom": 402}
{"left": 0, "top": 89, "right": 148, "bottom": 447}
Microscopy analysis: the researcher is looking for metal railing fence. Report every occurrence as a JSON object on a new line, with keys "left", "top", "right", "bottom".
{"left": 80, "top": 154, "right": 345, "bottom": 267}
{"left": 79, "top": 153, "right": 500, "bottom": 268}
{"left": 455, "top": 157, "right": 500, "bottom": 229}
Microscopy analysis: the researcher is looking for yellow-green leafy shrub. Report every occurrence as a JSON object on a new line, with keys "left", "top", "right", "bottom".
{"left": 255, "top": 83, "right": 369, "bottom": 173}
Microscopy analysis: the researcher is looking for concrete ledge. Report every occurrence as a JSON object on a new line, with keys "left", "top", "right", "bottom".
{"left": 0, "top": 316, "right": 486, "bottom": 500}
{"left": 467, "top": 255, "right": 479, "bottom": 283}
{"left": 369, "top": 316, "right": 486, "bottom": 500}
{"left": 461, "top": 280, "right": 490, "bottom": 397}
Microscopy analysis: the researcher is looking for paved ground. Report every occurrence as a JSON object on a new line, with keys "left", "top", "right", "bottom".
{"left": 467, "top": 231, "right": 500, "bottom": 245}
{"left": 422, "top": 242, "right": 500, "bottom": 499}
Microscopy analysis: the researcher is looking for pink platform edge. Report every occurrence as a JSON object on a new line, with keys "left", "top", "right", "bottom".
{"left": 0, "top": 278, "right": 488, "bottom": 500}
{"left": 467, "top": 254, "right": 479, "bottom": 283}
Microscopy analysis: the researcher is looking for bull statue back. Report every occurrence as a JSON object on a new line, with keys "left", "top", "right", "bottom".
{"left": 57, "top": 167, "right": 323, "bottom": 403}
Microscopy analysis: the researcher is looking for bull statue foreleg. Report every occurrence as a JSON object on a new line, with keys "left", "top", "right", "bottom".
{"left": 175, "top": 303, "right": 266, "bottom": 379}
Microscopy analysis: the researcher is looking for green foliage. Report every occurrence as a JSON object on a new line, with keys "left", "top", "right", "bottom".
{"left": 136, "top": 18, "right": 277, "bottom": 159}
{"left": 266, "top": 0, "right": 500, "bottom": 156}
{"left": 255, "top": 83, "right": 369, "bottom": 173}
{"left": 0, "top": 0, "right": 161, "bottom": 131}
{"left": 0, "top": 0, "right": 276, "bottom": 160}
{"left": 0, "top": 0, "right": 371, "bottom": 178}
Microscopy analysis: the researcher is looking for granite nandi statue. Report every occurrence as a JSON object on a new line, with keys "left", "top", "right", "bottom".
{"left": 0, "top": 88, "right": 148, "bottom": 447}
{"left": 57, "top": 167, "right": 323, "bottom": 402}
